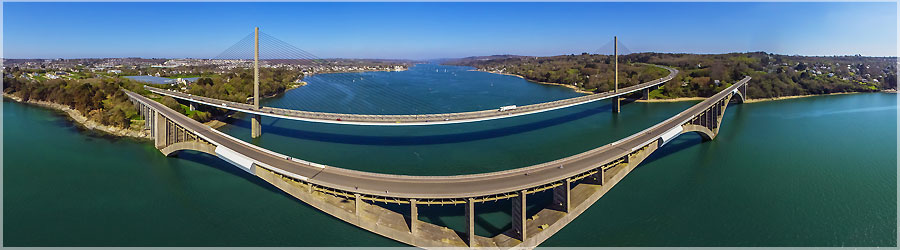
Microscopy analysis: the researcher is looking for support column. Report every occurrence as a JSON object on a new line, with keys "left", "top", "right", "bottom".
{"left": 409, "top": 198, "right": 418, "bottom": 235}
{"left": 154, "top": 111, "right": 167, "bottom": 149}
{"left": 611, "top": 97, "right": 620, "bottom": 113}
{"left": 584, "top": 168, "right": 604, "bottom": 185}
{"left": 714, "top": 103, "right": 720, "bottom": 129}
{"left": 189, "top": 102, "right": 196, "bottom": 111}
{"left": 741, "top": 83, "right": 748, "bottom": 100}
{"left": 600, "top": 168, "right": 605, "bottom": 185}
{"left": 465, "top": 198, "right": 475, "bottom": 247}
{"left": 251, "top": 114, "right": 262, "bottom": 138}
{"left": 642, "top": 88, "right": 650, "bottom": 100}
{"left": 699, "top": 112, "right": 705, "bottom": 127}
{"left": 512, "top": 190, "right": 527, "bottom": 241}
{"left": 143, "top": 105, "right": 150, "bottom": 129}
{"left": 552, "top": 179, "right": 571, "bottom": 213}
{"left": 149, "top": 110, "right": 155, "bottom": 137}
{"left": 355, "top": 193, "right": 362, "bottom": 217}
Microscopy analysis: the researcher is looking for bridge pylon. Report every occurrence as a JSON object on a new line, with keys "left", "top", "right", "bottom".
{"left": 251, "top": 27, "right": 262, "bottom": 138}
{"left": 612, "top": 36, "right": 621, "bottom": 113}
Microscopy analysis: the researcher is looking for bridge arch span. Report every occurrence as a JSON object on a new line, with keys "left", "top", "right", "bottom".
{"left": 160, "top": 141, "right": 217, "bottom": 157}
{"left": 681, "top": 124, "right": 716, "bottom": 141}
{"left": 730, "top": 83, "right": 748, "bottom": 104}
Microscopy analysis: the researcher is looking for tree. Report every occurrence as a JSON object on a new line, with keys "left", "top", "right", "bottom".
{"left": 160, "top": 96, "right": 181, "bottom": 112}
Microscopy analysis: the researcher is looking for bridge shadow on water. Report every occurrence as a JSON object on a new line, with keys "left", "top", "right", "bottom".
{"left": 169, "top": 151, "right": 315, "bottom": 208}
{"left": 169, "top": 135, "right": 713, "bottom": 241}
{"left": 223, "top": 104, "right": 616, "bottom": 146}
{"left": 637, "top": 132, "right": 706, "bottom": 168}
{"left": 166, "top": 95, "right": 678, "bottom": 239}
{"left": 378, "top": 188, "right": 554, "bottom": 239}
{"left": 637, "top": 104, "right": 744, "bottom": 168}
{"left": 169, "top": 150, "right": 557, "bottom": 239}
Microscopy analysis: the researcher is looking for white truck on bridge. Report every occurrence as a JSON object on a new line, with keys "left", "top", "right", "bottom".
{"left": 499, "top": 105, "right": 517, "bottom": 112}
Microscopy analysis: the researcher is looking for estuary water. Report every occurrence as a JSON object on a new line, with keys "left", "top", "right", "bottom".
{"left": 4, "top": 64, "right": 897, "bottom": 246}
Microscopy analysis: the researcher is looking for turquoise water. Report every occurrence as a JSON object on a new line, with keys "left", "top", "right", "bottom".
{"left": 226, "top": 64, "right": 695, "bottom": 175}
{"left": 543, "top": 93, "right": 897, "bottom": 247}
{"left": 267, "top": 64, "right": 583, "bottom": 114}
{"left": 3, "top": 64, "right": 896, "bottom": 246}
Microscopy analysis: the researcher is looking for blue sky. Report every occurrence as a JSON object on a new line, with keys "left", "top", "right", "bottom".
{"left": 3, "top": 2, "right": 897, "bottom": 59}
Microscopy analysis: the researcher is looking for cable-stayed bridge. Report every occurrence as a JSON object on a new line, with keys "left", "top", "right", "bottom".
{"left": 145, "top": 64, "right": 675, "bottom": 126}
{"left": 148, "top": 31, "right": 677, "bottom": 139}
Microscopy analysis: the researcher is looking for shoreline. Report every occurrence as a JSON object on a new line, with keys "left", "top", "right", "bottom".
{"left": 4, "top": 92, "right": 231, "bottom": 138}
{"left": 471, "top": 69, "right": 595, "bottom": 94}
{"left": 743, "top": 92, "right": 868, "bottom": 103}
{"left": 635, "top": 91, "right": 893, "bottom": 103}
{"left": 3, "top": 93, "right": 152, "bottom": 140}
{"left": 3, "top": 66, "right": 411, "bottom": 140}
{"left": 473, "top": 67, "right": 897, "bottom": 103}
{"left": 634, "top": 97, "right": 707, "bottom": 103}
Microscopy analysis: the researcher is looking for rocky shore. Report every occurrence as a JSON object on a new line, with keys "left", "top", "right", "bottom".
{"left": 3, "top": 93, "right": 151, "bottom": 139}
{"left": 473, "top": 69, "right": 595, "bottom": 94}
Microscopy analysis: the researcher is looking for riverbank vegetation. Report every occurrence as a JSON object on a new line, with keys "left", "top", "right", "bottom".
{"left": 445, "top": 54, "right": 670, "bottom": 93}
{"left": 171, "top": 68, "right": 302, "bottom": 103}
{"left": 3, "top": 76, "right": 144, "bottom": 128}
{"left": 636, "top": 52, "right": 896, "bottom": 99}
{"left": 2, "top": 70, "right": 221, "bottom": 128}
{"left": 447, "top": 53, "right": 897, "bottom": 99}
{"left": 2, "top": 59, "right": 413, "bottom": 129}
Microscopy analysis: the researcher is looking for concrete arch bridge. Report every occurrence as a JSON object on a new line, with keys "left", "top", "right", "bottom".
{"left": 125, "top": 76, "right": 750, "bottom": 248}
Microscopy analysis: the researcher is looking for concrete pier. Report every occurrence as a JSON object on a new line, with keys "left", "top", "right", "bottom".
{"left": 466, "top": 198, "right": 476, "bottom": 247}
{"left": 553, "top": 179, "right": 571, "bottom": 213}
{"left": 409, "top": 198, "right": 418, "bottom": 235}
{"left": 612, "top": 97, "right": 621, "bottom": 113}
{"left": 154, "top": 111, "right": 167, "bottom": 149}
{"left": 512, "top": 190, "right": 527, "bottom": 241}
{"left": 251, "top": 114, "right": 261, "bottom": 138}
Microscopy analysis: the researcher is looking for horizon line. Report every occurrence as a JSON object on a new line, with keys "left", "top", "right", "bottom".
{"left": 3, "top": 51, "right": 898, "bottom": 60}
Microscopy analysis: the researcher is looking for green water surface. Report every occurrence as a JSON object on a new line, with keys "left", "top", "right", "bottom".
{"left": 3, "top": 65, "right": 896, "bottom": 246}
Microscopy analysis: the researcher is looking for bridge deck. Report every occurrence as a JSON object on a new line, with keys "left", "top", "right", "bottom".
{"left": 145, "top": 64, "right": 678, "bottom": 125}
{"left": 123, "top": 76, "right": 749, "bottom": 200}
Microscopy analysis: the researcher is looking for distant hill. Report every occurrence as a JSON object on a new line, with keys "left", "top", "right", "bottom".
{"left": 441, "top": 55, "right": 526, "bottom": 64}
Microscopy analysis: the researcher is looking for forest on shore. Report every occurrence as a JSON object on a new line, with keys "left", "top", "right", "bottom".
{"left": 446, "top": 52, "right": 897, "bottom": 99}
